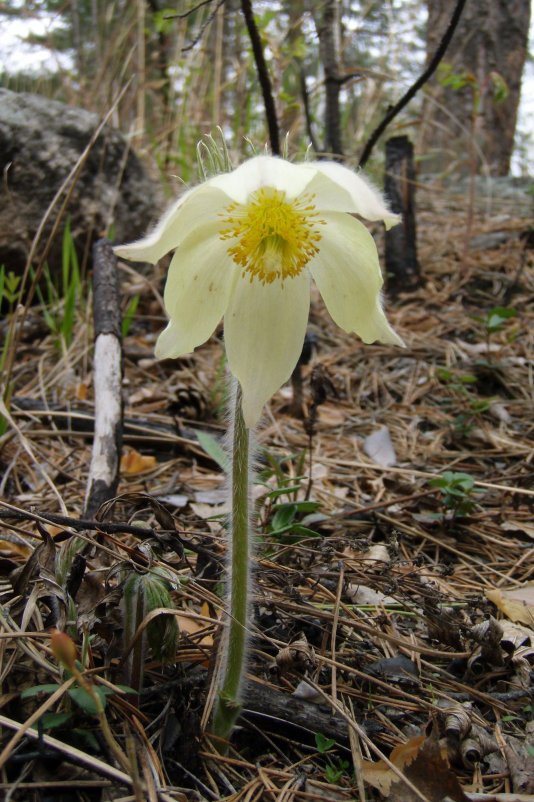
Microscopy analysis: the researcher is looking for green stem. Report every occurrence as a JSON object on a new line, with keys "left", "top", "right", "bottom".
{"left": 213, "top": 382, "right": 251, "bottom": 746}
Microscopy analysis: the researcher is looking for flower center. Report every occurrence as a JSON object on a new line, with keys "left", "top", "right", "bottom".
{"left": 219, "top": 188, "right": 324, "bottom": 284}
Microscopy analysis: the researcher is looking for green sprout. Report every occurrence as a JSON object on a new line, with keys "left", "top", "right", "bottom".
{"left": 314, "top": 733, "right": 351, "bottom": 784}
{"left": 472, "top": 305, "right": 518, "bottom": 361}
{"left": 435, "top": 367, "right": 498, "bottom": 438}
{"left": 31, "top": 221, "right": 82, "bottom": 352}
{"left": 428, "top": 471, "right": 482, "bottom": 519}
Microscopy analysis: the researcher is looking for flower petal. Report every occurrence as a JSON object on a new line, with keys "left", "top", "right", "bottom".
{"left": 114, "top": 185, "right": 229, "bottom": 264}
{"left": 207, "top": 155, "right": 318, "bottom": 204}
{"left": 154, "top": 223, "right": 236, "bottom": 359}
{"left": 224, "top": 271, "right": 310, "bottom": 427}
{"left": 306, "top": 161, "right": 400, "bottom": 229}
{"left": 309, "top": 213, "right": 404, "bottom": 346}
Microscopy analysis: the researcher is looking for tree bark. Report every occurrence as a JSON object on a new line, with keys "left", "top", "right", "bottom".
{"left": 420, "top": 0, "right": 531, "bottom": 176}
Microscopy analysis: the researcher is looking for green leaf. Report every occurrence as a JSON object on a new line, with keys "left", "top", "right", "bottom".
{"left": 265, "top": 485, "right": 302, "bottom": 499}
{"left": 122, "top": 294, "right": 140, "bottom": 337}
{"left": 287, "top": 524, "right": 320, "bottom": 538}
{"left": 489, "top": 71, "right": 509, "bottom": 103}
{"left": 270, "top": 503, "right": 297, "bottom": 531}
{"left": 315, "top": 732, "right": 335, "bottom": 753}
{"left": 291, "top": 501, "right": 321, "bottom": 514}
{"left": 196, "top": 430, "right": 230, "bottom": 473}
{"left": 115, "top": 685, "right": 138, "bottom": 695}
{"left": 72, "top": 728, "right": 100, "bottom": 752}
{"left": 486, "top": 306, "right": 517, "bottom": 332}
{"left": 21, "top": 684, "right": 61, "bottom": 699}
{"left": 69, "top": 685, "right": 112, "bottom": 715}
{"left": 40, "top": 711, "right": 73, "bottom": 730}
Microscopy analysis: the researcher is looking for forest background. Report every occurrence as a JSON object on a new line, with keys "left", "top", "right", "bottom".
{"left": 1, "top": 0, "right": 533, "bottom": 178}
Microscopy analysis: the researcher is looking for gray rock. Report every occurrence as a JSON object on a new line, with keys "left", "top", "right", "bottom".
{"left": 0, "top": 89, "right": 162, "bottom": 275}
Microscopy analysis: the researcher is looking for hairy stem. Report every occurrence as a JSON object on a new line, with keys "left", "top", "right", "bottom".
{"left": 213, "top": 383, "right": 251, "bottom": 746}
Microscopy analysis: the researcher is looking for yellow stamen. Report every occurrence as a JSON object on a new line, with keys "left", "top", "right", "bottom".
{"left": 220, "top": 188, "right": 324, "bottom": 284}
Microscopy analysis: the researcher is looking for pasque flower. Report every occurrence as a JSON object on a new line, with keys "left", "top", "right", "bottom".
{"left": 115, "top": 156, "right": 404, "bottom": 427}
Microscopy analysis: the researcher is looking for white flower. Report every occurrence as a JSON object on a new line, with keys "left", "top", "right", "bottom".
{"left": 115, "top": 156, "right": 404, "bottom": 427}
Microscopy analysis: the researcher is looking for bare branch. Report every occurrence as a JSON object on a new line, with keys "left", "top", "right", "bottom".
{"left": 240, "top": 0, "right": 280, "bottom": 155}
{"left": 358, "top": 0, "right": 468, "bottom": 168}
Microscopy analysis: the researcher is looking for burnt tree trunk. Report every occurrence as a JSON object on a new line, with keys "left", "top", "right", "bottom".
{"left": 384, "top": 136, "right": 421, "bottom": 294}
{"left": 420, "top": 0, "right": 531, "bottom": 176}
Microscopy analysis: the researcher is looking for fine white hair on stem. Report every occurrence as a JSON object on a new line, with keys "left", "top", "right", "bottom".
{"left": 217, "top": 375, "right": 257, "bottom": 702}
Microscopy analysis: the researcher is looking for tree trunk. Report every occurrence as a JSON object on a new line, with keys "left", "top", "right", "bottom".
{"left": 311, "top": 0, "right": 343, "bottom": 158}
{"left": 384, "top": 136, "right": 421, "bottom": 295}
{"left": 420, "top": 0, "right": 531, "bottom": 176}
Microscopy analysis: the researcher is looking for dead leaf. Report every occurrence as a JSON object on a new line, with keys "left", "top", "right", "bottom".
{"left": 389, "top": 731, "right": 469, "bottom": 802}
{"left": 510, "top": 645, "right": 533, "bottom": 690}
{"left": 157, "top": 494, "right": 189, "bottom": 509}
{"left": 189, "top": 502, "right": 229, "bottom": 536}
{"left": 345, "top": 584, "right": 397, "bottom": 606}
{"left": 367, "top": 655, "right": 419, "bottom": 687}
{"left": 364, "top": 543, "right": 391, "bottom": 566}
{"left": 276, "top": 633, "right": 316, "bottom": 675}
{"left": 436, "top": 698, "right": 472, "bottom": 740}
{"left": 0, "top": 538, "right": 32, "bottom": 558}
{"left": 75, "top": 382, "right": 89, "bottom": 401}
{"left": 363, "top": 425, "right": 397, "bottom": 467}
{"left": 486, "top": 585, "right": 534, "bottom": 626}
{"left": 500, "top": 620, "right": 532, "bottom": 650}
{"left": 120, "top": 450, "right": 157, "bottom": 475}
{"left": 292, "top": 680, "right": 323, "bottom": 703}
{"left": 342, "top": 544, "right": 390, "bottom": 571}
{"left": 504, "top": 735, "right": 534, "bottom": 794}
{"left": 362, "top": 734, "right": 425, "bottom": 795}
{"left": 363, "top": 728, "right": 473, "bottom": 800}
{"left": 501, "top": 520, "right": 534, "bottom": 540}
{"left": 489, "top": 401, "right": 512, "bottom": 423}
{"left": 175, "top": 603, "right": 214, "bottom": 648}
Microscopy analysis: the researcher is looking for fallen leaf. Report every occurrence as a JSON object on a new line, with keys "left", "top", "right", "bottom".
{"left": 292, "top": 680, "right": 323, "bottom": 703}
{"left": 0, "top": 539, "right": 32, "bottom": 558}
{"left": 345, "top": 584, "right": 397, "bottom": 606}
{"left": 503, "top": 734, "right": 534, "bottom": 794}
{"left": 390, "top": 731, "right": 469, "bottom": 801}
{"left": 363, "top": 425, "right": 397, "bottom": 467}
{"left": 500, "top": 620, "right": 532, "bottom": 650}
{"left": 120, "top": 450, "right": 157, "bottom": 475}
{"left": 364, "top": 543, "right": 391, "bottom": 566}
{"left": 486, "top": 584, "right": 534, "bottom": 626}
{"left": 75, "top": 382, "right": 88, "bottom": 401}
{"left": 362, "top": 734, "right": 425, "bottom": 795}
{"left": 157, "top": 494, "right": 189, "bottom": 509}
{"left": 367, "top": 654, "right": 419, "bottom": 683}
{"left": 175, "top": 603, "right": 214, "bottom": 648}
{"left": 189, "top": 501, "right": 228, "bottom": 534}
{"left": 489, "top": 401, "right": 512, "bottom": 423}
{"left": 501, "top": 520, "right": 534, "bottom": 540}
{"left": 363, "top": 729, "right": 472, "bottom": 801}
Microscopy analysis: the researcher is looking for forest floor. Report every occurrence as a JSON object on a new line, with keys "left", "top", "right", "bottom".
{"left": 0, "top": 179, "right": 533, "bottom": 801}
